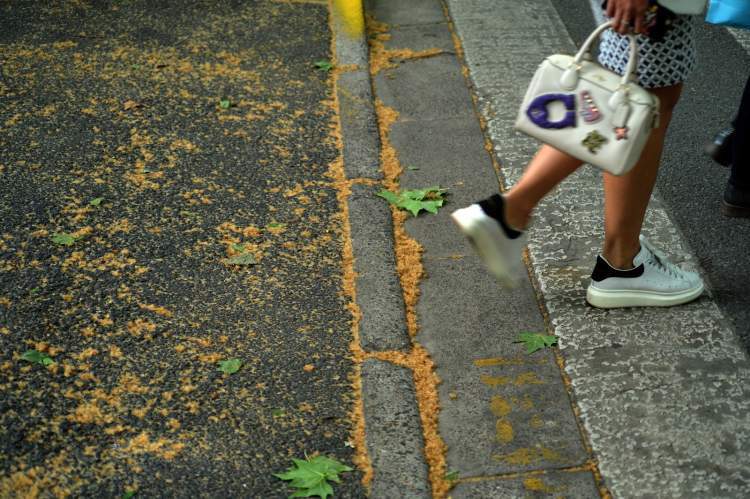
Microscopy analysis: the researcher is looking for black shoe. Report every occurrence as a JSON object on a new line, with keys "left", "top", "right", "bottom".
{"left": 722, "top": 182, "right": 750, "bottom": 218}
{"left": 705, "top": 128, "right": 735, "bottom": 167}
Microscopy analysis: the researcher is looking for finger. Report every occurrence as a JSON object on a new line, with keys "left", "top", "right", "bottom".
{"left": 606, "top": 1, "right": 616, "bottom": 19}
{"left": 634, "top": 14, "right": 645, "bottom": 34}
{"left": 620, "top": 6, "right": 636, "bottom": 34}
{"left": 611, "top": 7, "right": 624, "bottom": 33}
{"left": 617, "top": 15, "right": 631, "bottom": 34}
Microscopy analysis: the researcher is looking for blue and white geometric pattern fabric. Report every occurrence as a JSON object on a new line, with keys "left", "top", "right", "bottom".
{"left": 598, "top": 14, "right": 697, "bottom": 89}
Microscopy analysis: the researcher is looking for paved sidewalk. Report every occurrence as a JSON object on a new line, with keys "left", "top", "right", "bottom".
{"left": 343, "top": 0, "right": 600, "bottom": 496}
{"left": 446, "top": 0, "right": 750, "bottom": 496}
{"left": 340, "top": 0, "right": 750, "bottom": 497}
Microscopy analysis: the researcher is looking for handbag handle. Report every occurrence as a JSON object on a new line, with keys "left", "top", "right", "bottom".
{"left": 561, "top": 22, "right": 637, "bottom": 87}
{"left": 560, "top": 21, "right": 638, "bottom": 123}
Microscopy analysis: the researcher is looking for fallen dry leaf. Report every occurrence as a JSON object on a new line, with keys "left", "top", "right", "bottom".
{"left": 123, "top": 100, "right": 142, "bottom": 111}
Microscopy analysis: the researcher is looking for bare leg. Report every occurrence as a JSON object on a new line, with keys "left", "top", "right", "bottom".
{"left": 602, "top": 83, "right": 683, "bottom": 268}
{"left": 503, "top": 146, "right": 583, "bottom": 230}
{"left": 504, "top": 84, "right": 683, "bottom": 268}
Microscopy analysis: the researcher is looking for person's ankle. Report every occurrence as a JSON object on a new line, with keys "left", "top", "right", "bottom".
{"left": 502, "top": 193, "right": 531, "bottom": 231}
{"left": 601, "top": 243, "right": 639, "bottom": 270}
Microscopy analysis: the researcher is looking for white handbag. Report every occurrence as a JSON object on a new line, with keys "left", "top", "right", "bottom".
{"left": 515, "top": 21, "right": 660, "bottom": 176}
{"left": 658, "top": 0, "right": 707, "bottom": 15}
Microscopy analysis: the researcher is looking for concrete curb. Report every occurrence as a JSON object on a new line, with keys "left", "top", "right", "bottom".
{"left": 331, "top": 0, "right": 381, "bottom": 180}
{"left": 361, "top": 359, "right": 431, "bottom": 498}
{"left": 348, "top": 183, "right": 411, "bottom": 352}
{"left": 445, "top": 0, "right": 750, "bottom": 496}
{"left": 338, "top": 70, "right": 382, "bottom": 180}
{"left": 330, "top": 1, "right": 432, "bottom": 495}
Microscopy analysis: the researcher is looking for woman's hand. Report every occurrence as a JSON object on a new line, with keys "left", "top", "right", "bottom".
{"left": 606, "top": 0, "right": 650, "bottom": 35}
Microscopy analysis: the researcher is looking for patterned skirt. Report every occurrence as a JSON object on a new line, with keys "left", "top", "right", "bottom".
{"left": 595, "top": 12, "right": 697, "bottom": 89}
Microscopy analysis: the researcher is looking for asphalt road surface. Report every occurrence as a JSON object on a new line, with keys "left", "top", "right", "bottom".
{"left": 0, "top": 1, "right": 364, "bottom": 497}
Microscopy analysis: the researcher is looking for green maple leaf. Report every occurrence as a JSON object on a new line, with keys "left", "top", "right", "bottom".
{"left": 89, "top": 197, "right": 104, "bottom": 206}
{"left": 219, "top": 99, "right": 231, "bottom": 109}
{"left": 275, "top": 455, "right": 352, "bottom": 498}
{"left": 515, "top": 332, "right": 558, "bottom": 354}
{"left": 291, "top": 481, "right": 333, "bottom": 498}
{"left": 375, "top": 189, "right": 399, "bottom": 205}
{"left": 218, "top": 358, "right": 242, "bottom": 374}
{"left": 376, "top": 186, "right": 447, "bottom": 217}
{"left": 308, "top": 456, "right": 352, "bottom": 482}
{"left": 225, "top": 252, "right": 257, "bottom": 266}
{"left": 51, "top": 233, "right": 78, "bottom": 246}
{"left": 313, "top": 60, "right": 334, "bottom": 72}
{"left": 20, "top": 349, "right": 54, "bottom": 366}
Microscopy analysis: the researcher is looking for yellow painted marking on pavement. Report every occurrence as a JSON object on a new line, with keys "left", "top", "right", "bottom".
{"left": 496, "top": 419, "right": 514, "bottom": 443}
{"left": 480, "top": 374, "right": 510, "bottom": 386}
{"left": 474, "top": 356, "right": 549, "bottom": 367}
{"left": 493, "top": 446, "right": 563, "bottom": 466}
{"left": 530, "top": 414, "right": 545, "bottom": 429}
{"left": 332, "top": 0, "right": 364, "bottom": 38}
{"left": 523, "top": 477, "right": 556, "bottom": 493}
{"left": 514, "top": 372, "right": 544, "bottom": 385}
{"left": 512, "top": 395, "right": 535, "bottom": 411}
{"left": 481, "top": 373, "right": 544, "bottom": 387}
{"left": 474, "top": 356, "right": 523, "bottom": 367}
{"left": 489, "top": 395, "right": 511, "bottom": 418}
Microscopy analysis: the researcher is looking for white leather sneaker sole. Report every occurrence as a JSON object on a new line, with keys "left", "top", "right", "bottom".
{"left": 451, "top": 204, "right": 526, "bottom": 287}
{"left": 586, "top": 282, "right": 704, "bottom": 308}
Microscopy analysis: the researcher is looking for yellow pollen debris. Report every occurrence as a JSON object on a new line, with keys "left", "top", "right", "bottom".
{"left": 480, "top": 374, "right": 511, "bottom": 386}
{"left": 514, "top": 372, "right": 545, "bottom": 385}
{"left": 493, "top": 446, "right": 563, "bottom": 466}
{"left": 490, "top": 395, "right": 512, "bottom": 417}
{"left": 496, "top": 419, "right": 514, "bottom": 443}
{"left": 523, "top": 477, "right": 556, "bottom": 493}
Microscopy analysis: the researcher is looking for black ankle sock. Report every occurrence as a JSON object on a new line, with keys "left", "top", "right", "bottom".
{"left": 478, "top": 194, "right": 522, "bottom": 239}
{"left": 590, "top": 255, "right": 644, "bottom": 282}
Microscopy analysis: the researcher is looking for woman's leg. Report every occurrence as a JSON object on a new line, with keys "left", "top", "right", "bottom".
{"left": 601, "top": 83, "right": 683, "bottom": 268}
{"left": 503, "top": 83, "right": 683, "bottom": 268}
{"left": 503, "top": 146, "right": 583, "bottom": 230}
{"left": 451, "top": 145, "right": 583, "bottom": 286}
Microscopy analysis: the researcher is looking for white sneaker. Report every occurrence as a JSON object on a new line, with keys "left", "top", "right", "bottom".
{"left": 586, "top": 235, "right": 704, "bottom": 308}
{"left": 451, "top": 194, "right": 527, "bottom": 287}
